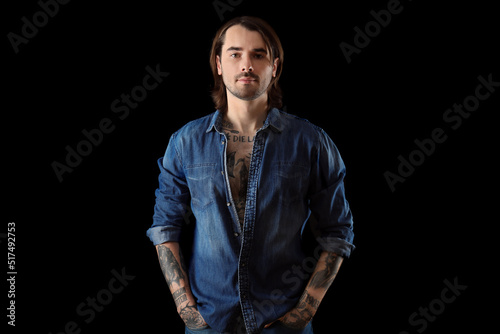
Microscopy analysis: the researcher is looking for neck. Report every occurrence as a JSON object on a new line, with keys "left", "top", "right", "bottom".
{"left": 225, "top": 92, "right": 269, "bottom": 133}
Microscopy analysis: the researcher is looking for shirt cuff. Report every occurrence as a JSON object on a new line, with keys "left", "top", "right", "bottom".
{"left": 316, "top": 236, "right": 355, "bottom": 258}
{"left": 146, "top": 226, "right": 182, "bottom": 245}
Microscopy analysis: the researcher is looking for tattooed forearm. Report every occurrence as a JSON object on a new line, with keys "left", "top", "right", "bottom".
{"left": 157, "top": 244, "right": 186, "bottom": 289}
{"left": 298, "top": 290, "right": 320, "bottom": 310}
{"left": 309, "top": 252, "right": 341, "bottom": 290}
{"left": 172, "top": 287, "right": 186, "bottom": 299}
{"left": 156, "top": 244, "right": 206, "bottom": 327}
{"left": 172, "top": 287, "right": 188, "bottom": 307}
{"left": 279, "top": 252, "right": 343, "bottom": 329}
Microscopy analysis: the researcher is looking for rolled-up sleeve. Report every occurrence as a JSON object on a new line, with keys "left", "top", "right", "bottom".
{"left": 308, "top": 129, "right": 355, "bottom": 258}
{"left": 147, "top": 132, "right": 191, "bottom": 245}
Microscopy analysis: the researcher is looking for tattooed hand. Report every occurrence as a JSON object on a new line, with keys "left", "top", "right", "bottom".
{"left": 179, "top": 302, "right": 207, "bottom": 329}
{"left": 279, "top": 291, "right": 318, "bottom": 329}
{"left": 264, "top": 291, "right": 318, "bottom": 330}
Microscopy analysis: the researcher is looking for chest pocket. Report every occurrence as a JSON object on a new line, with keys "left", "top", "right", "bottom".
{"left": 185, "top": 163, "right": 216, "bottom": 211}
{"left": 273, "top": 162, "right": 309, "bottom": 206}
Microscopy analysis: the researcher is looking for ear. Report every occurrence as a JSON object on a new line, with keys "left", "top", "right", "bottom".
{"left": 272, "top": 57, "right": 279, "bottom": 77}
{"left": 216, "top": 55, "right": 222, "bottom": 75}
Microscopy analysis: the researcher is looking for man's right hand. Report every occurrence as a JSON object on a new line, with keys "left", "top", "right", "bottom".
{"left": 179, "top": 301, "right": 207, "bottom": 329}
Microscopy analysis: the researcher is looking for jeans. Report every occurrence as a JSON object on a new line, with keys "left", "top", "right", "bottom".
{"left": 185, "top": 321, "right": 314, "bottom": 334}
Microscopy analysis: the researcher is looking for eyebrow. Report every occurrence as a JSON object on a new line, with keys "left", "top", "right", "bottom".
{"left": 226, "top": 46, "right": 268, "bottom": 54}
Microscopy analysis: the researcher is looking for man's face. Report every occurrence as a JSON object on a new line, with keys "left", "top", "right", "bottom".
{"left": 216, "top": 25, "right": 278, "bottom": 102}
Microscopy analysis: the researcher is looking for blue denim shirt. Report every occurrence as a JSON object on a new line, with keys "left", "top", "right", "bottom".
{"left": 147, "top": 108, "right": 354, "bottom": 333}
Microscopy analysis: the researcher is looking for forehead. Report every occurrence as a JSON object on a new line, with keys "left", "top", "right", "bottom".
{"left": 222, "top": 25, "right": 268, "bottom": 51}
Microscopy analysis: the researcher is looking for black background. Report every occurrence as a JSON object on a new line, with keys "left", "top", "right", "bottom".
{"left": 3, "top": 0, "right": 498, "bottom": 333}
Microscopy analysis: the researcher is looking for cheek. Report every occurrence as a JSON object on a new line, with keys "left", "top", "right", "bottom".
{"left": 259, "top": 62, "right": 274, "bottom": 73}
{"left": 221, "top": 61, "right": 239, "bottom": 76}
{"left": 258, "top": 66, "right": 274, "bottom": 81}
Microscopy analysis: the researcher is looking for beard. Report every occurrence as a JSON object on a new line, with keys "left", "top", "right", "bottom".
{"left": 224, "top": 72, "right": 271, "bottom": 101}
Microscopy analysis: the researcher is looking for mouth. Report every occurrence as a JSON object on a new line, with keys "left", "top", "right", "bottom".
{"left": 238, "top": 78, "right": 256, "bottom": 83}
{"left": 236, "top": 74, "right": 258, "bottom": 84}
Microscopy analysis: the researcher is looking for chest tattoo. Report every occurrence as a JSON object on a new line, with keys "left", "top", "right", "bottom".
{"left": 222, "top": 120, "right": 256, "bottom": 226}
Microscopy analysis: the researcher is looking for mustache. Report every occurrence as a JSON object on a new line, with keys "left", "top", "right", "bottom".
{"left": 236, "top": 72, "right": 259, "bottom": 81}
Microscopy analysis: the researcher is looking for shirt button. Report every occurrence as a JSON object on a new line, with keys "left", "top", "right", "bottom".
{"left": 221, "top": 171, "right": 224, "bottom": 176}
{"left": 234, "top": 232, "right": 239, "bottom": 237}
{"left": 221, "top": 140, "right": 225, "bottom": 145}
{"left": 227, "top": 202, "right": 231, "bottom": 206}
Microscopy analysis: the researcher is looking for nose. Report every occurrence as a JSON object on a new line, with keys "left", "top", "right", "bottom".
{"left": 241, "top": 55, "right": 253, "bottom": 72}
{"left": 241, "top": 65, "right": 253, "bottom": 72}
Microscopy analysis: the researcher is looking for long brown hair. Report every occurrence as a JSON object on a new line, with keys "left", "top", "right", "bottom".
{"left": 209, "top": 16, "right": 284, "bottom": 113}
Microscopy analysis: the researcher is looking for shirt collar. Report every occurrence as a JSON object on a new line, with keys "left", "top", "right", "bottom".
{"left": 206, "top": 108, "right": 284, "bottom": 134}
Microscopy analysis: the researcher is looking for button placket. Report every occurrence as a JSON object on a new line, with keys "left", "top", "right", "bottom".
{"left": 237, "top": 129, "right": 266, "bottom": 333}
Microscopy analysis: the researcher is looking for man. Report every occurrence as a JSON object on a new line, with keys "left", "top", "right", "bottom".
{"left": 147, "top": 16, "right": 354, "bottom": 334}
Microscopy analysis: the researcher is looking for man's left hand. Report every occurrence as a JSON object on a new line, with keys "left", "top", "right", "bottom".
{"left": 264, "top": 291, "right": 317, "bottom": 330}
{"left": 277, "top": 306, "right": 313, "bottom": 329}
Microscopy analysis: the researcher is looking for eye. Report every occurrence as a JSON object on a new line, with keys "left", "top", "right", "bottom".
{"left": 230, "top": 53, "right": 240, "bottom": 58}
{"left": 254, "top": 54, "right": 264, "bottom": 59}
